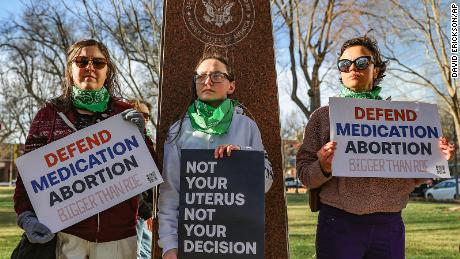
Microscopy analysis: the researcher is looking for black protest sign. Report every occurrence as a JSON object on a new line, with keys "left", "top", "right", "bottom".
{"left": 178, "top": 149, "right": 265, "bottom": 259}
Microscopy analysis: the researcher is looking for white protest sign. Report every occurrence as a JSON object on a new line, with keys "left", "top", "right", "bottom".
{"left": 16, "top": 114, "right": 163, "bottom": 233}
{"left": 330, "top": 97, "right": 450, "bottom": 178}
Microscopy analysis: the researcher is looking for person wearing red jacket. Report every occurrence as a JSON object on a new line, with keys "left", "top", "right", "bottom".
{"left": 14, "top": 39, "right": 157, "bottom": 259}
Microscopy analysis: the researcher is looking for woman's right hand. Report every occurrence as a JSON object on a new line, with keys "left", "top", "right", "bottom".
{"left": 18, "top": 211, "right": 55, "bottom": 244}
{"left": 163, "top": 248, "right": 178, "bottom": 259}
{"left": 317, "top": 141, "right": 337, "bottom": 173}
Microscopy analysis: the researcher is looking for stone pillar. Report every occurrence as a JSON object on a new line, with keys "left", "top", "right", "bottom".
{"left": 156, "top": 1, "right": 288, "bottom": 258}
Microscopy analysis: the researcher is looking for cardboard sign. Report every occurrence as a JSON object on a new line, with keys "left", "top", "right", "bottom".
{"left": 16, "top": 114, "right": 163, "bottom": 233}
{"left": 330, "top": 97, "right": 450, "bottom": 178}
{"left": 178, "top": 149, "right": 265, "bottom": 259}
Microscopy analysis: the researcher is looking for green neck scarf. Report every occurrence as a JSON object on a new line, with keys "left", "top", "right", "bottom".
{"left": 72, "top": 86, "right": 110, "bottom": 112}
{"left": 339, "top": 84, "right": 383, "bottom": 100}
{"left": 187, "top": 99, "right": 237, "bottom": 135}
{"left": 146, "top": 128, "right": 153, "bottom": 138}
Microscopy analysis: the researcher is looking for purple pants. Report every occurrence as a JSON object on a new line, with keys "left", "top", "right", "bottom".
{"left": 316, "top": 204, "right": 405, "bottom": 259}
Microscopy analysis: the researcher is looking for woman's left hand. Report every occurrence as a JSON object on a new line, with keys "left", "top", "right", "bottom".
{"left": 121, "top": 108, "right": 145, "bottom": 137}
{"left": 439, "top": 136, "right": 455, "bottom": 161}
{"left": 214, "top": 144, "right": 241, "bottom": 159}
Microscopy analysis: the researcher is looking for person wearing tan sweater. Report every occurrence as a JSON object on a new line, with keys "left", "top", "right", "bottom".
{"left": 296, "top": 36, "right": 454, "bottom": 259}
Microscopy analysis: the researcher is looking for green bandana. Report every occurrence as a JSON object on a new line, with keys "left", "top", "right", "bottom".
{"left": 339, "top": 84, "right": 383, "bottom": 100}
{"left": 72, "top": 86, "right": 110, "bottom": 112}
{"left": 146, "top": 128, "right": 153, "bottom": 138}
{"left": 187, "top": 99, "right": 237, "bottom": 135}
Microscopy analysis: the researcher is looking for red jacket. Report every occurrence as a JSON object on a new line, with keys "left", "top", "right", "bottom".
{"left": 14, "top": 98, "right": 158, "bottom": 242}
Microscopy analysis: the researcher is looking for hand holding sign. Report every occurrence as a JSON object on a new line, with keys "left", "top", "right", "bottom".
{"left": 121, "top": 108, "right": 145, "bottom": 138}
{"left": 214, "top": 144, "right": 241, "bottom": 159}
{"left": 439, "top": 137, "right": 455, "bottom": 161}
{"left": 317, "top": 141, "right": 337, "bottom": 173}
{"left": 16, "top": 114, "right": 163, "bottom": 233}
{"left": 18, "top": 211, "right": 55, "bottom": 244}
{"left": 163, "top": 249, "right": 178, "bottom": 259}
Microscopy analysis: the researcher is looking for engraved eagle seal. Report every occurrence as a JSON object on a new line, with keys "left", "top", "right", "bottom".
{"left": 183, "top": 0, "right": 255, "bottom": 47}
{"left": 201, "top": 0, "right": 235, "bottom": 27}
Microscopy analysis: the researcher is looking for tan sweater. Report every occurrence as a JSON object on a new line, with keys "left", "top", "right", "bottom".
{"left": 296, "top": 106, "right": 425, "bottom": 215}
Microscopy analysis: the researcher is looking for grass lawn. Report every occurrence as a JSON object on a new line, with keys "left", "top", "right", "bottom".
{"left": 1, "top": 187, "right": 459, "bottom": 258}
{"left": 0, "top": 187, "right": 21, "bottom": 258}
{"left": 287, "top": 192, "right": 460, "bottom": 259}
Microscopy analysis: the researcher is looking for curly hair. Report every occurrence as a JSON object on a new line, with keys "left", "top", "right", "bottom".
{"left": 338, "top": 36, "right": 388, "bottom": 87}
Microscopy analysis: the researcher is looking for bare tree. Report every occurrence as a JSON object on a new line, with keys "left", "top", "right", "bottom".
{"left": 60, "top": 0, "right": 163, "bottom": 128}
{"left": 0, "top": 0, "right": 163, "bottom": 142}
{"left": 0, "top": 1, "right": 73, "bottom": 141}
{"left": 280, "top": 110, "right": 306, "bottom": 141}
{"left": 279, "top": 111, "right": 304, "bottom": 193}
{"left": 272, "top": 0, "right": 370, "bottom": 118}
{"left": 369, "top": 0, "right": 459, "bottom": 143}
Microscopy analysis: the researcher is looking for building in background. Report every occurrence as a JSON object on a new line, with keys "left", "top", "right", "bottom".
{"left": 0, "top": 143, "right": 22, "bottom": 185}
{"left": 282, "top": 139, "right": 301, "bottom": 178}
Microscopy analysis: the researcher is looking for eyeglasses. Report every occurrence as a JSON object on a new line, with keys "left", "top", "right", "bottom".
{"left": 73, "top": 56, "right": 107, "bottom": 70}
{"left": 194, "top": 71, "right": 231, "bottom": 84}
{"left": 337, "top": 56, "right": 374, "bottom": 72}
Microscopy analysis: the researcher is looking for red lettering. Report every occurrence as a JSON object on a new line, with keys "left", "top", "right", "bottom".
{"left": 76, "top": 139, "right": 89, "bottom": 153}
{"left": 56, "top": 147, "right": 69, "bottom": 162}
{"left": 407, "top": 109, "right": 417, "bottom": 121}
{"left": 86, "top": 134, "right": 100, "bottom": 149}
{"left": 44, "top": 129, "right": 113, "bottom": 168}
{"left": 356, "top": 107, "right": 416, "bottom": 121}
{"left": 66, "top": 143, "right": 76, "bottom": 159}
{"left": 384, "top": 109, "right": 394, "bottom": 121}
{"left": 355, "top": 107, "right": 365, "bottom": 119}
{"left": 366, "top": 107, "right": 375, "bottom": 120}
{"left": 44, "top": 153, "right": 58, "bottom": 167}
{"left": 98, "top": 130, "right": 112, "bottom": 144}
{"left": 394, "top": 109, "right": 405, "bottom": 121}
{"left": 375, "top": 108, "right": 384, "bottom": 120}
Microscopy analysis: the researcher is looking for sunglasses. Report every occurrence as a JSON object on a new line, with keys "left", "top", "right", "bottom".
{"left": 73, "top": 56, "right": 108, "bottom": 70}
{"left": 337, "top": 56, "right": 374, "bottom": 72}
{"left": 194, "top": 71, "right": 231, "bottom": 84}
